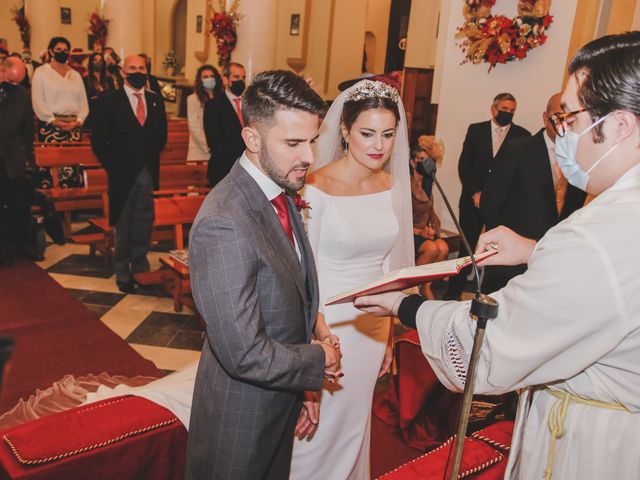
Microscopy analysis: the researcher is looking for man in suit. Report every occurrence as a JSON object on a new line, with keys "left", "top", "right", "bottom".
{"left": 91, "top": 55, "right": 167, "bottom": 293}
{"left": 444, "top": 92, "right": 530, "bottom": 300}
{"left": 480, "top": 93, "right": 587, "bottom": 293}
{"left": 186, "top": 70, "right": 340, "bottom": 480}
{"left": 203, "top": 61, "right": 246, "bottom": 186}
{"left": 0, "top": 56, "right": 35, "bottom": 265}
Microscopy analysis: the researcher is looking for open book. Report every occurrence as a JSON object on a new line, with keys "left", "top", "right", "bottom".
{"left": 325, "top": 249, "right": 497, "bottom": 306}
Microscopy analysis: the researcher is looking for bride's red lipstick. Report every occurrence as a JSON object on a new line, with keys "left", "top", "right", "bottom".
{"left": 368, "top": 153, "right": 384, "bottom": 160}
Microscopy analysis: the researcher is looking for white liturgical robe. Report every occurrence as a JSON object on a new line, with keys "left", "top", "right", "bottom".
{"left": 415, "top": 162, "right": 640, "bottom": 479}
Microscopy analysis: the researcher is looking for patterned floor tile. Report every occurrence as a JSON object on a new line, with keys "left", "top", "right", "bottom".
{"left": 47, "top": 254, "right": 113, "bottom": 279}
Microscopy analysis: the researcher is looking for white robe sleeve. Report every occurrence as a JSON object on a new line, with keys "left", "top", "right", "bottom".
{"left": 416, "top": 221, "right": 629, "bottom": 394}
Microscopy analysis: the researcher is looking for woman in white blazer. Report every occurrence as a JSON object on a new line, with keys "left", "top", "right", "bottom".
{"left": 187, "top": 65, "right": 223, "bottom": 161}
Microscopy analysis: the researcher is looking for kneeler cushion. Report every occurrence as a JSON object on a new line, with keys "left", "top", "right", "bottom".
{"left": 0, "top": 395, "right": 187, "bottom": 480}
{"left": 377, "top": 436, "right": 504, "bottom": 479}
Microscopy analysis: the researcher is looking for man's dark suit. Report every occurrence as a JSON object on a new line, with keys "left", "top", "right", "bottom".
{"left": 479, "top": 129, "right": 587, "bottom": 293}
{"left": 0, "top": 84, "right": 35, "bottom": 258}
{"left": 203, "top": 93, "right": 245, "bottom": 186}
{"left": 446, "top": 120, "right": 530, "bottom": 298}
{"left": 90, "top": 88, "right": 167, "bottom": 283}
{"left": 186, "top": 162, "right": 325, "bottom": 479}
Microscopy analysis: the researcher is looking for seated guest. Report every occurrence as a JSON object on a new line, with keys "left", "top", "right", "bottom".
{"left": 480, "top": 93, "right": 587, "bottom": 293}
{"left": 31, "top": 36, "right": 89, "bottom": 188}
{"left": 84, "top": 52, "right": 114, "bottom": 129}
{"left": 410, "top": 137, "right": 449, "bottom": 299}
{"left": 187, "top": 64, "right": 223, "bottom": 162}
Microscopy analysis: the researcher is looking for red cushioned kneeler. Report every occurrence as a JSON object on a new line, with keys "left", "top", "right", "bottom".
{"left": 377, "top": 421, "right": 514, "bottom": 479}
{"left": 0, "top": 396, "right": 187, "bottom": 480}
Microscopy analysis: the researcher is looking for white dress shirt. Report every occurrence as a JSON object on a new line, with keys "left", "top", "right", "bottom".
{"left": 239, "top": 154, "right": 301, "bottom": 260}
{"left": 543, "top": 129, "right": 559, "bottom": 189}
{"left": 123, "top": 84, "right": 147, "bottom": 120}
{"left": 31, "top": 63, "right": 89, "bottom": 123}
{"left": 186, "top": 93, "right": 210, "bottom": 161}
{"left": 491, "top": 119, "right": 511, "bottom": 157}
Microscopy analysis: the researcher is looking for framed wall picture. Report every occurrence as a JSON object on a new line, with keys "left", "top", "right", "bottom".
{"left": 60, "top": 7, "right": 72, "bottom": 25}
{"left": 196, "top": 15, "right": 203, "bottom": 33}
{"left": 290, "top": 14, "right": 300, "bottom": 36}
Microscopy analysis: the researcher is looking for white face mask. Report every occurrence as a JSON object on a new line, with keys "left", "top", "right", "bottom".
{"left": 202, "top": 77, "right": 216, "bottom": 91}
{"left": 555, "top": 112, "right": 618, "bottom": 191}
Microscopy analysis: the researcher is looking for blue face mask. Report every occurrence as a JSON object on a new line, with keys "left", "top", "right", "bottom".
{"left": 555, "top": 112, "right": 618, "bottom": 191}
{"left": 202, "top": 77, "right": 216, "bottom": 90}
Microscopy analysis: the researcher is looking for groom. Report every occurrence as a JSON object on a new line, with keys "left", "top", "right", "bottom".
{"left": 186, "top": 70, "right": 339, "bottom": 479}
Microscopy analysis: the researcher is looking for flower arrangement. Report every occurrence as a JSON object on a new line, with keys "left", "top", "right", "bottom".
{"left": 88, "top": 11, "right": 109, "bottom": 51}
{"left": 210, "top": 0, "right": 241, "bottom": 66}
{"left": 456, "top": 0, "right": 553, "bottom": 71}
{"left": 11, "top": 6, "right": 30, "bottom": 49}
{"left": 162, "top": 50, "right": 179, "bottom": 75}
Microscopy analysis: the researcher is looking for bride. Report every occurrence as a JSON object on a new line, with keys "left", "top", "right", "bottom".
{"left": 289, "top": 79, "right": 414, "bottom": 479}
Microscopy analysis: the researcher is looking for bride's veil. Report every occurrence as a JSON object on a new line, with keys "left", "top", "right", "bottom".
{"left": 313, "top": 80, "right": 415, "bottom": 270}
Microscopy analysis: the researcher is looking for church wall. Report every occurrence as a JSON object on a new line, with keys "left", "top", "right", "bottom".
{"left": 0, "top": 0, "right": 22, "bottom": 53}
{"left": 431, "top": 0, "right": 579, "bottom": 231}
{"left": 404, "top": 0, "right": 439, "bottom": 69}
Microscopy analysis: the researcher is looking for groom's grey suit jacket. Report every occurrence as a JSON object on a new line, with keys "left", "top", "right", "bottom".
{"left": 186, "top": 161, "right": 325, "bottom": 480}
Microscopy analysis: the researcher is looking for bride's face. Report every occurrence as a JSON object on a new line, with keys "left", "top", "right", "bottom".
{"left": 342, "top": 108, "right": 398, "bottom": 171}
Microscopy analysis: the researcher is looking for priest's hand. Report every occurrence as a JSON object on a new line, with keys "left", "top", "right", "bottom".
{"left": 476, "top": 226, "right": 537, "bottom": 266}
{"left": 353, "top": 291, "right": 408, "bottom": 317}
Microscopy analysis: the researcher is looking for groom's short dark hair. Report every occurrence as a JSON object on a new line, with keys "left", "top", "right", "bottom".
{"left": 242, "top": 70, "right": 326, "bottom": 130}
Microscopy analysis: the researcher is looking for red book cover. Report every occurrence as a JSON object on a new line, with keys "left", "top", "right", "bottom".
{"left": 325, "top": 249, "right": 497, "bottom": 306}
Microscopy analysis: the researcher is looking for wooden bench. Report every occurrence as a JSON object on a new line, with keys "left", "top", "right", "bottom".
{"left": 160, "top": 130, "right": 190, "bottom": 164}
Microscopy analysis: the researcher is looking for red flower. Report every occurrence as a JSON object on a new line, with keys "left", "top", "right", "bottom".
{"left": 291, "top": 193, "right": 311, "bottom": 211}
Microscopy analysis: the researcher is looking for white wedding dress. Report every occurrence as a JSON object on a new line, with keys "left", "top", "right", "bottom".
{"left": 289, "top": 185, "right": 398, "bottom": 480}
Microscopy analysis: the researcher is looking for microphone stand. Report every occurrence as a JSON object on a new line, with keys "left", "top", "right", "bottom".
{"left": 0, "top": 338, "right": 13, "bottom": 398}
{"left": 430, "top": 175, "right": 500, "bottom": 480}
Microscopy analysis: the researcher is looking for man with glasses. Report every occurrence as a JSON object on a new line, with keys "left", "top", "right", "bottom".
{"left": 479, "top": 93, "right": 587, "bottom": 293}
{"left": 444, "top": 92, "right": 530, "bottom": 300}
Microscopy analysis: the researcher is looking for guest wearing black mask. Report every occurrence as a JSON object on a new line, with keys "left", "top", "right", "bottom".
{"left": 104, "top": 47, "right": 123, "bottom": 90}
{"left": 0, "top": 57, "right": 35, "bottom": 265}
{"left": 203, "top": 61, "right": 246, "bottom": 186}
{"left": 138, "top": 53, "right": 162, "bottom": 95}
{"left": 90, "top": 55, "right": 167, "bottom": 293}
{"left": 84, "top": 52, "right": 115, "bottom": 129}
{"left": 444, "top": 92, "right": 530, "bottom": 300}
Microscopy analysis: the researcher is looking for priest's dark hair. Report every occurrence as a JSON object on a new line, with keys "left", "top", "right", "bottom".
{"left": 569, "top": 31, "right": 640, "bottom": 141}
{"left": 242, "top": 70, "right": 327, "bottom": 130}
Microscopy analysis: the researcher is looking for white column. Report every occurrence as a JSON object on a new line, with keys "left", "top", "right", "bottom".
{"left": 233, "top": 0, "right": 278, "bottom": 77}
{"left": 26, "top": 0, "right": 60, "bottom": 56}
{"left": 102, "top": 0, "right": 143, "bottom": 59}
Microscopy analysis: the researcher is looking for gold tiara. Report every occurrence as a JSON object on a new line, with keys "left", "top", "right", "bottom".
{"left": 344, "top": 80, "right": 401, "bottom": 104}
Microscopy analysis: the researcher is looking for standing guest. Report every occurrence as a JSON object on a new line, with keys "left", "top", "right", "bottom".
{"left": 21, "top": 48, "right": 41, "bottom": 87}
{"left": 0, "top": 57, "right": 35, "bottom": 265}
{"left": 356, "top": 32, "right": 640, "bottom": 480}
{"left": 7, "top": 52, "right": 30, "bottom": 89}
{"left": 444, "top": 92, "right": 530, "bottom": 300}
{"left": 138, "top": 53, "right": 161, "bottom": 95}
{"left": 90, "top": 55, "right": 167, "bottom": 294}
{"left": 84, "top": 52, "right": 114, "bottom": 130}
{"left": 187, "top": 64, "right": 223, "bottom": 162}
{"left": 203, "top": 61, "right": 246, "bottom": 185}
{"left": 186, "top": 70, "right": 340, "bottom": 480}
{"left": 410, "top": 138, "right": 449, "bottom": 299}
{"left": 31, "top": 36, "right": 89, "bottom": 188}
{"left": 104, "top": 48, "right": 123, "bottom": 90}
{"left": 480, "top": 93, "right": 587, "bottom": 293}
{"left": 68, "top": 48, "right": 87, "bottom": 77}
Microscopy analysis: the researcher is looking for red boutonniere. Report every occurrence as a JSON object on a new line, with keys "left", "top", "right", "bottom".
{"left": 291, "top": 193, "right": 311, "bottom": 212}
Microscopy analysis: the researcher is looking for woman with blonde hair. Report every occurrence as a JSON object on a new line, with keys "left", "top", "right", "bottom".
{"left": 410, "top": 135, "right": 449, "bottom": 299}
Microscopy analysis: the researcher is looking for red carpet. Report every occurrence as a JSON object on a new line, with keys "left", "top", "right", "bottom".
{"left": 0, "top": 259, "right": 160, "bottom": 413}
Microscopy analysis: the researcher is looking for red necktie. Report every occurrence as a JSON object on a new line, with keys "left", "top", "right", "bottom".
{"left": 134, "top": 92, "right": 146, "bottom": 126}
{"left": 233, "top": 97, "right": 244, "bottom": 127}
{"left": 271, "top": 193, "right": 294, "bottom": 245}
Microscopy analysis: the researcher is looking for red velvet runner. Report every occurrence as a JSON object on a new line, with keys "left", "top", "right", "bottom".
{"left": 0, "top": 259, "right": 160, "bottom": 413}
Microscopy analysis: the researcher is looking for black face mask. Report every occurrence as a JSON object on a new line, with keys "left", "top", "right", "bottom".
{"left": 495, "top": 110, "right": 514, "bottom": 126}
{"left": 53, "top": 51, "right": 69, "bottom": 64}
{"left": 93, "top": 61, "right": 104, "bottom": 69}
{"left": 127, "top": 72, "right": 148, "bottom": 90}
{"left": 229, "top": 80, "right": 245, "bottom": 97}
{"left": 107, "top": 64, "right": 119, "bottom": 74}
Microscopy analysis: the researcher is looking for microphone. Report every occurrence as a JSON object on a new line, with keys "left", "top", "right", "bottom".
{"left": 0, "top": 337, "right": 13, "bottom": 396}
{"left": 418, "top": 157, "right": 499, "bottom": 480}
{"left": 419, "top": 157, "right": 482, "bottom": 295}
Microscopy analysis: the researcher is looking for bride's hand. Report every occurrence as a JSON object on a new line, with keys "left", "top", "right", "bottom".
{"left": 296, "top": 391, "right": 320, "bottom": 439}
{"left": 378, "top": 338, "right": 394, "bottom": 378}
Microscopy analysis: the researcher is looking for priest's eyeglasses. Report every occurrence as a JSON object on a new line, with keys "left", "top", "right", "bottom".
{"left": 550, "top": 109, "right": 587, "bottom": 138}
